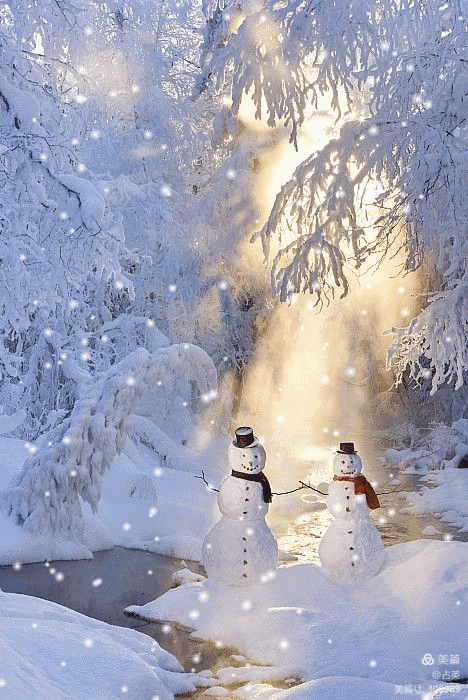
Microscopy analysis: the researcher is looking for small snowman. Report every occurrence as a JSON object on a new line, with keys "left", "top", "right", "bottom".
{"left": 318, "top": 442, "right": 385, "bottom": 583}
{"left": 202, "top": 426, "right": 278, "bottom": 586}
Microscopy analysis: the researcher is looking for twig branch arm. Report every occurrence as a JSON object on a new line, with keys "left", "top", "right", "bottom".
{"left": 195, "top": 473, "right": 306, "bottom": 496}
{"left": 195, "top": 470, "right": 219, "bottom": 492}
{"left": 299, "top": 480, "right": 328, "bottom": 496}
{"left": 376, "top": 486, "right": 403, "bottom": 496}
{"left": 272, "top": 485, "right": 306, "bottom": 495}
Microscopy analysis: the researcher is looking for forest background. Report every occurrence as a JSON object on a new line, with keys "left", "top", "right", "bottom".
{"left": 1, "top": 0, "right": 468, "bottom": 491}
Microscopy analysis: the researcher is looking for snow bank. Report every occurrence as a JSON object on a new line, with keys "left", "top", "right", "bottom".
{"left": 0, "top": 435, "right": 218, "bottom": 565}
{"left": 233, "top": 677, "right": 401, "bottom": 699}
{"left": 385, "top": 420, "right": 468, "bottom": 531}
{"left": 126, "top": 539, "right": 468, "bottom": 698}
{"left": 0, "top": 343, "right": 217, "bottom": 553}
{"left": 0, "top": 591, "right": 215, "bottom": 699}
{"left": 402, "top": 468, "right": 468, "bottom": 532}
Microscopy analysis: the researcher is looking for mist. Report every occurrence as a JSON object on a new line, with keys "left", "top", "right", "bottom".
{"left": 234, "top": 104, "right": 422, "bottom": 491}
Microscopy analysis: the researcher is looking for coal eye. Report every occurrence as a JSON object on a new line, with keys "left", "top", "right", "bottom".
{"left": 342, "top": 460, "right": 345, "bottom": 464}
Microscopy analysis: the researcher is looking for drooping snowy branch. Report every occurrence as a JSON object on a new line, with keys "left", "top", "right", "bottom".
{"left": 387, "top": 282, "right": 468, "bottom": 395}
{"left": 0, "top": 345, "right": 216, "bottom": 541}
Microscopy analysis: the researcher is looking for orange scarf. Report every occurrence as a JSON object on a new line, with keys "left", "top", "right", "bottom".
{"left": 333, "top": 474, "right": 380, "bottom": 510}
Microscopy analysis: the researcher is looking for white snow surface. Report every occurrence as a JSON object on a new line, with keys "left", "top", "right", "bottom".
{"left": 0, "top": 590, "right": 214, "bottom": 699}
{"left": 127, "top": 539, "right": 468, "bottom": 698}
{"left": 385, "top": 421, "right": 468, "bottom": 532}
{"left": 0, "top": 435, "right": 218, "bottom": 565}
{"left": 1, "top": 431, "right": 468, "bottom": 699}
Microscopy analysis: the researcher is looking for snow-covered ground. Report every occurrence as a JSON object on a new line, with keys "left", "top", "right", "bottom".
{"left": 385, "top": 419, "right": 468, "bottom": 533}
{"left": 0, "top": 430, "right": 222, "bottom": 699}
{"left": 127, "top": 539, "right": 468, "bottom": 699}
{"left": 1, "top": 423, "right": 468, "bottom": 700}
{"left": 0, "top": 590, "right": 215, "bottom": 699}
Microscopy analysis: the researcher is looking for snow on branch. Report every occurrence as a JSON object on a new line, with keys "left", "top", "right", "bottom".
{"left": 253, "top": 124, "right": 367, "bottom": 303}
{"left": 270, "top": 229, "right": 348, "bottom": 305}
{"left": 0, "top": 345, "right": 217, "bottom": 541}
{"left": 387, "top": 283, "right": 468, "bottom": 395}
{"left": 198, "top": 0, "right": 413, "bottom": 144}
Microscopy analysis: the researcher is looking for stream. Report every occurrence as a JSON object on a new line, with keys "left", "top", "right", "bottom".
{"left": 0, "top": 457, "right": 466, "bottom": 699}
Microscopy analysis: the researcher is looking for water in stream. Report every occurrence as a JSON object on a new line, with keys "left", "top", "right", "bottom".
{"left": 0, "top": 547, "right": 237, "bottom": 678}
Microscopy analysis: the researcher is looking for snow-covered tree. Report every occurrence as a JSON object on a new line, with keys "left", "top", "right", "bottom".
{"left": 0, "top": 0, "right": 269, "bottom": 442}
{"left": 0, "top": 3, "right": 138, "bottom": 438}
{"left": 197, "top": 0, "right": 468, "bottom": 419}
{"left": 0, "top": 344, "right": 216, "bottom": 542}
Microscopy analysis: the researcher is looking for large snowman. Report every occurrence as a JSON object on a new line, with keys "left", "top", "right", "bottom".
{"left": 318, "top": 442, "right": 385, "bottom": 583}
{"left": 202, "top": 426, "right": 278, "bottom": 586}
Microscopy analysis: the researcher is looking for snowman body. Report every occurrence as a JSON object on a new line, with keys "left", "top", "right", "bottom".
{"left": 319, "top": 452, "right": 385, "bottom": 583}
{"left": 202, "top": 440, "right": 278, "bottom": 586}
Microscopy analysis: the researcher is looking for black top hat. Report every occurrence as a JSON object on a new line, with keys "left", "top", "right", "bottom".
{"left": 337, "top": 442, "right": 357, "bottom": 454}
{"left": 233, "top": 426, "right": 255, "bottom": 448}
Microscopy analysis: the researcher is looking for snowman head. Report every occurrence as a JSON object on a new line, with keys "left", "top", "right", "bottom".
{"left": 333, "top": 442, "right": 362, "bottom": 477}
{"left": 228, "top": 426, "right": 266, "bottom": 474}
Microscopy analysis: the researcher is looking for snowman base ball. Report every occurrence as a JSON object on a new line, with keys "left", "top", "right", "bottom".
{"left": 202, "top": 519, "right": 278, "bottom": 587}
{"left": 318, "top": 497, "right": 386, "bottom": 583}
{"left": 318, "top": 443, "right": 386, "bottom": 583}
